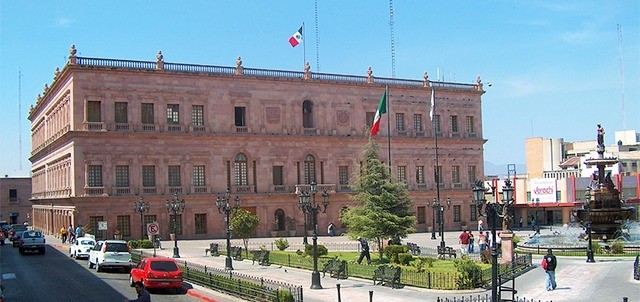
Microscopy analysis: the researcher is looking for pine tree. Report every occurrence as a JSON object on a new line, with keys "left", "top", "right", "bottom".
{"left": 340, "top": 137, "right": 416, "bottom": 261}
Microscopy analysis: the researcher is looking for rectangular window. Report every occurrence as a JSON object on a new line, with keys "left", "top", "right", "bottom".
{"left": 365, "top": 112, "right": 375, "bottom": 127}
{"left": 397, "top": 166, "right": 406, "bottom": 182}
{"left": 141, "top": 103, "right": 154, "bottom": 124}
{"left": 468, "top": 166, "right": 477, "bottom": 183}
{"left": 416, "top": 166, "right": 425, "bottom": 184}
{"left": 115, "top": 102, "right": 128, "bottom": 124}
{"left": 116, "top": 215, "right": 131, "bottom": 237}
{"left": 89, "top": 216, "right": 103, "bottom": 237}
{"left": 450, "top": 115, "right": 458, "bottom": 133}
{"left": 338, "top": 166, "right": 349, "bottom": 185}
{"left": 195, "top": 213, "right": 207, "bottom": 234}
{"left": 395, "top": 113, "right": 405, "bottom": 131}
{"left": 168, "top": 165, "right": 181, "bottom": 187}
{"left": 452, "top": 166, "right": 460, "bottom": 183}
{"left": 417, "top": 206, "right": 426, "bottom": 224}
{"left": 87, "top": 101, "right": 101, "bottom": 122}
{"left": 414, "top": 114, "right": 423, "bottom": 132}
{"left": 143, "top": 215, "right": 157, "bottom": 237}
{"left": 193, "top": 165, "right": 206, "bottom": 187}
{"left": 115, "top": 165, "right": 129, "bottom": 187}
{"left": 434, "top": 166, "right": 442, "bottom": 184}
{"left": 235, "top": 107, "right": 246, "bottom": 127}
{"left": 453, "top": 205, "right": 461, "bottom": 222}
{"left": 167, "top": 104, "right": 179, "bottom": 124}
{"left": 168, "top": 214, "right": 182, "bottom": 235}
{"left": 88, "top": 165, "right": 103, "bottom": 187}
{"left": 433, "top": 115, "right": 441, "bottom": 133}
{"left": 142, "top": 165, "right": 156, "bottom": 188}
{"left": 469, "top": 204, "right": 477, "bottom": 222}
{"left": 192, "top": 105, "right": 204, "bottom": 126}
{"left": 272, "top": 166, "right": 284, "bottom": 186}
{"left": 9, "top": 189, "right": 17, "bottom": 198}
{"left": 466, "top": 116, "right": 475, "bottom": 133}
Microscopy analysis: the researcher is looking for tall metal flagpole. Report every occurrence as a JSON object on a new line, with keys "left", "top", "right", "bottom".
{"left": 302, "top": 22, "right": 306, "bottom": 69}
{"left": 386, "top": 86, "right": 392, "bottom": 175}
{"left": 431, "top": 87, "right": 440, "bottom": 240}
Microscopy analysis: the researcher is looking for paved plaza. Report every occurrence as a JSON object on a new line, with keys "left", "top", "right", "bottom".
{"left": 52, "top": 228, "right": 639, "bottom": 302}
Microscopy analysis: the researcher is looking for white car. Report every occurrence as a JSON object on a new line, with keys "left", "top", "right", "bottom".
{"left": 69, "top": 237, "right": 96, "bottom": 259}
{"left": 88, "top": 240, "right": 132, "bottom": 272}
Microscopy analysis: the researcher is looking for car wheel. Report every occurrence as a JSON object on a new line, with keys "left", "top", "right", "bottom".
{"left": 88, "top": 259, "right": 95, "bottom": 269}
{"left": 19, "top": 247, "right": 24, "bottom": 255}
{"left": 96, "top": 262, "right": 102, "bottom": 272}
{"left": 129, "top": 275, "right": 135, "bottom": 287}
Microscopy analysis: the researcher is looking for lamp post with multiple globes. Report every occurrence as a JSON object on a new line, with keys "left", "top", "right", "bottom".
{"left": 297, "top": 180, "right": 330, "bottom": 289}
{"left": 216, "top": 188, "right": 241, "bottom": 270}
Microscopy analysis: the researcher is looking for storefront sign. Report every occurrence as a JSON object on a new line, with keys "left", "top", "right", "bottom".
{"left": 530, "top": 178, "right": 557, "bottom": 204}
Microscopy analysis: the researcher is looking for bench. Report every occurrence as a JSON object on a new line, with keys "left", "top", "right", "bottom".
{"left": 372, "top": 265, "right": 401, "bottom": 289}
{"left": 407, "top": 242, "right": 421, "bottom": 256}
{"left": 205, "top": 243, "right": 219, "bottom": 257}
{"left": 251, "top": 250, "right": 271, "bottom": 266}
{"left": 437, "top": 245, "right": 457, "bottom": 259}
{"left": 231, "top": 246, "right": 243, "bottom": 261}
{"left": 322, "top": 257, "right": 348, "bottom": 279}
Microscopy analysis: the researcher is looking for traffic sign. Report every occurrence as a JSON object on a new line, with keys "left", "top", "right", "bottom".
{"left": 147, "top": 223, "right": 159, "bottom": 235}
{"left": 98, "top": 221, "right": 107, "bottom": 231}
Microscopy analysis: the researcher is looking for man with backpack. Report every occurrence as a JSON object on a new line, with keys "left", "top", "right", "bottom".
{"left": 542, "top": 248, "right": 557, "bottom": 291}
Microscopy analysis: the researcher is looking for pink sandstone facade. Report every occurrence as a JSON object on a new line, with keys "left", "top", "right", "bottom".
{"left": 28, "top": 45, "right": 486, "bottom": 240}
{"left": 0, "top": 177, "right": 32, "bottom": 225}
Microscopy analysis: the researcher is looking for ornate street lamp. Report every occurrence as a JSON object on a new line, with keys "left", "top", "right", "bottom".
{"left": 133, "top": 196, "right": 150, "bottom": 240}
{"left": 472, "top": 179, "right": 514, "bottom": 302}
{"left": 165, "top": 193, "right": 186, "bottom": 258}
{"left": 216, "top": 188, "right": 241, "bottom": 270}
{"left": 584, "top": 188, "right": 595, "bottom": 263}
{"left": 431, "top": 197, "right": 451, "bottom": 249}
{"left": 297, "top": 180, "right": 330, "bottom": 289}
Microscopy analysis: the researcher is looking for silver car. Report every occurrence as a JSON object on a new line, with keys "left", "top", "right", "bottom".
{"left": 88, "top": 240, "right": 132, "bottom": 272}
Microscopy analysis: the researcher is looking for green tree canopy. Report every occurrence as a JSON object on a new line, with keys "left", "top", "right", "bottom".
{"left": 230, "top": 208, "right": 260, "bottom": 256}
{"left": 340, "top": 137, "right": 416, "bottom": 260}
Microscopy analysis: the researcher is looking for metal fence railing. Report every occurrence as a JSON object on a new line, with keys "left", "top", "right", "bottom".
{"left": 132, "top": 250, "right": 303, "bottom": 302}
{"left": 634, "top": 255, "right": 640, "bottom": 280}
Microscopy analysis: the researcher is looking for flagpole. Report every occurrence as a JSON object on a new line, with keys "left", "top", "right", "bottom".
{"left": 385, "top": 85, "right": 392, "bottom": 176}
{"left": 431, "top": 87, "right": 440, "bottom": 240}
{"left": 302, "top": 22, "right": 306, "bottom": 69}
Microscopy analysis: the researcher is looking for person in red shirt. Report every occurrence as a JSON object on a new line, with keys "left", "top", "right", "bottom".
{"left": 458, "top": 230, "right": 471, "bottom": 254}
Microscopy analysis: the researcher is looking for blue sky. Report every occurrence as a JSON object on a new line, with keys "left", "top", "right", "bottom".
{"left": 1, "top": 1, "right": 638, "bottom": 177}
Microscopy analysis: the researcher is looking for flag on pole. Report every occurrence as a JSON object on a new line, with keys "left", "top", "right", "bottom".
{"left": 370, "top": 90, "right": 387, "bottom": 136}
{"left": 288, "top": 26, "right": 303, "bottom": 47}
{"left": 429, "top": 88, "right": 435, "bottom": 121}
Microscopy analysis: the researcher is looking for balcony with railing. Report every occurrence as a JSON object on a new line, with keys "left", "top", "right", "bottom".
{"left": 84, "top": 187, "right": 105, "bottom": 196}
{"left": 235, "top": 126, "right": 248, "bottom": 133}
{"left": 140, "top": 123, "right": 156, "bottom": 131}
{"left": 167, "top": 124, "right": 182, "bottom": 132}
{"left": 294, "top": 183, "right": 336, "bottom": 194}
{"left": 142, "top": 187, "right": 157, "bottom": 195}
{"left": 83, "top": 122, "right": 104, "bottom": 131}
{"left": 233, "top": 185, "right": 255, "bottom": 193}
{"left": 114, "top": 123, "right": 130, "bottom": 131}
{"left": 193, "top": 186, "right": 208, "bottom": 194}
{"left": 113, "top": 187, "right": 132, "bottom": 195}
{"left": 272, "top": 185, "right": 287, "bottom": 192}
{"left": 168, "top": 186, "right": 183, "bottom": 194}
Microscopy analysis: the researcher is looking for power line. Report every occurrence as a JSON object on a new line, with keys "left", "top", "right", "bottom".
{"left": 389, "top": 0, "right": 396, "bottom": 78}
{"left": 315, "top": 0, "right": 320, "bottom": 72}
{"left": 617, "top": 24, "right": 626, "bottom": 130}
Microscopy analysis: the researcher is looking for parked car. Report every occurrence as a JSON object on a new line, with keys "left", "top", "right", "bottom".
{"left": 69, "top": 236, "right": 96, "bottom": 259}
{"left": 0, "top": 232, "right": 5, "bottom": 245}
{"left": 88, "top": 240, "right": 132, "bottom": 272}
{"left": 18, "top": 230, "right": 46, "bottom": 255}
{"left": 129, "top": 257, "right": 183, "bottom": 291}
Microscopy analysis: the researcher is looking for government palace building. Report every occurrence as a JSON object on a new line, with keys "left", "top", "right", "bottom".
{"left": 28, "top": 45, "right": 487, "bottom": 240}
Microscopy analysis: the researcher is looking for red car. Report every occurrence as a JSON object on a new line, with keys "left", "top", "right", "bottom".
{"left": 129, "top": 257, "right": 183, "bottom": 291}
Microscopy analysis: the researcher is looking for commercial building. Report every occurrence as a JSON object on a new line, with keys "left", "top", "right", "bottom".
{"left": 0, "top": 176, "right": 32, "bottom": 225}
{"left": 28, "top": 45, "right": 487, "bottom": 240}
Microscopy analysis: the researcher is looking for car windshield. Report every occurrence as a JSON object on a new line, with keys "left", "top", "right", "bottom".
{"left": 105, "top": 242, "right": 129, "bottom": 252}
{"left": 150, "top": 261, "right": 179, "bottom": 272}
{"left": 80, "top": 240, "right": 94, "bottom": 245}
{"left": 22, "top": 231, "right": 42, "bottom": 238}
{"left": 11, "top": 225, "right": 27, "bottom": 232}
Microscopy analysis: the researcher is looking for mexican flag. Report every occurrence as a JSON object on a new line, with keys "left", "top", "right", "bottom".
{"left": 370, "top": 90, "right": 387, "bottom": 136}
{"left": 289, "top": 26, "right": 303, "bottom": 47}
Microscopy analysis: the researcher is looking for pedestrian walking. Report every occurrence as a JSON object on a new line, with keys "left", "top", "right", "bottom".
{"left": 327, "top": 223, "right": 335, "bottom": 237}
{"left": 468, "top": 231, "right": 475, "bottom": 253}
{"left": 518, "top": 217, "right": 523, "bottom": 231}
{"left": 60, "top": 226, "right": 68, "bottom": 243}
{"left": 458, "top": 230, "right": 470, "bottom": 254}
{"left": 478, "top": 232, "right": 486, "bottom": 252}
{"left": 357, "top": 237, "right": 371, "bottom": 265}
{"left": 477, "top": 219, "right": 484, "bottom": 232}
{"left": 68, "top": 225, "right": 75, "bottom": 244}
{"left": 542, "top": 248, "right": 557, "bottom": 291}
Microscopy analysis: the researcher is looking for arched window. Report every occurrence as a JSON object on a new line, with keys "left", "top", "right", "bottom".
{"left": 302, "top": 100, "right": 314, "bottom": 128}
{"left": 304, "top": 154, "right": 316, "bottom": 184}
{"left": 274, "top": 209, "right": 286, "bottom": 231}
{"left": 234, "top": 153, "right": 248, "bottom": 186}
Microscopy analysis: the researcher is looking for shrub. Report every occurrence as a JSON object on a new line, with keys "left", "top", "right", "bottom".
{"left": 274, "top": 238, "right": 289, "bottom": 251}
{"left": 271, "top": 290, "right": 294, "bottom": 302}
{"left": 128, "top": 239, "right": 154, "bottom": 249}
{"left": 411, "top": 257, "right": 434, "bottom": 272}
{"left": 610, "top": 242, "right": 624, "bottom": 254}
{"left": 453, "top": 257, "right": 481, "bottom": 290}
{"left": 480, "top": 249, "right": 491, "bottom": 264}
{"left": 592, "top": 241, "right": 603, "bottom": 254}
{"left": 512, "top": 235, "right": 520, "bottom": 248}
{"left": 304, "top": 244, "right": 328, "bottom": 257}
{"left": 397, "top": 253, "right": 413, "bottom": 266}
{"left": 384, "top": 245, "right": 409, "bottom": 264}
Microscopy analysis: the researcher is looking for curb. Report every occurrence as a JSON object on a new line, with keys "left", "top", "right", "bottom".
{"left": 185, "top": 288, "right": 222, "bottom": 302}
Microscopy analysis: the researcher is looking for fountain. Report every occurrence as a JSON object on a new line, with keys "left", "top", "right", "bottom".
{"left": 574, "top": 124, "right": 634, "bottom": 239}
{"left": 521, "top": 125, "right": 636, "bottom": 252}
